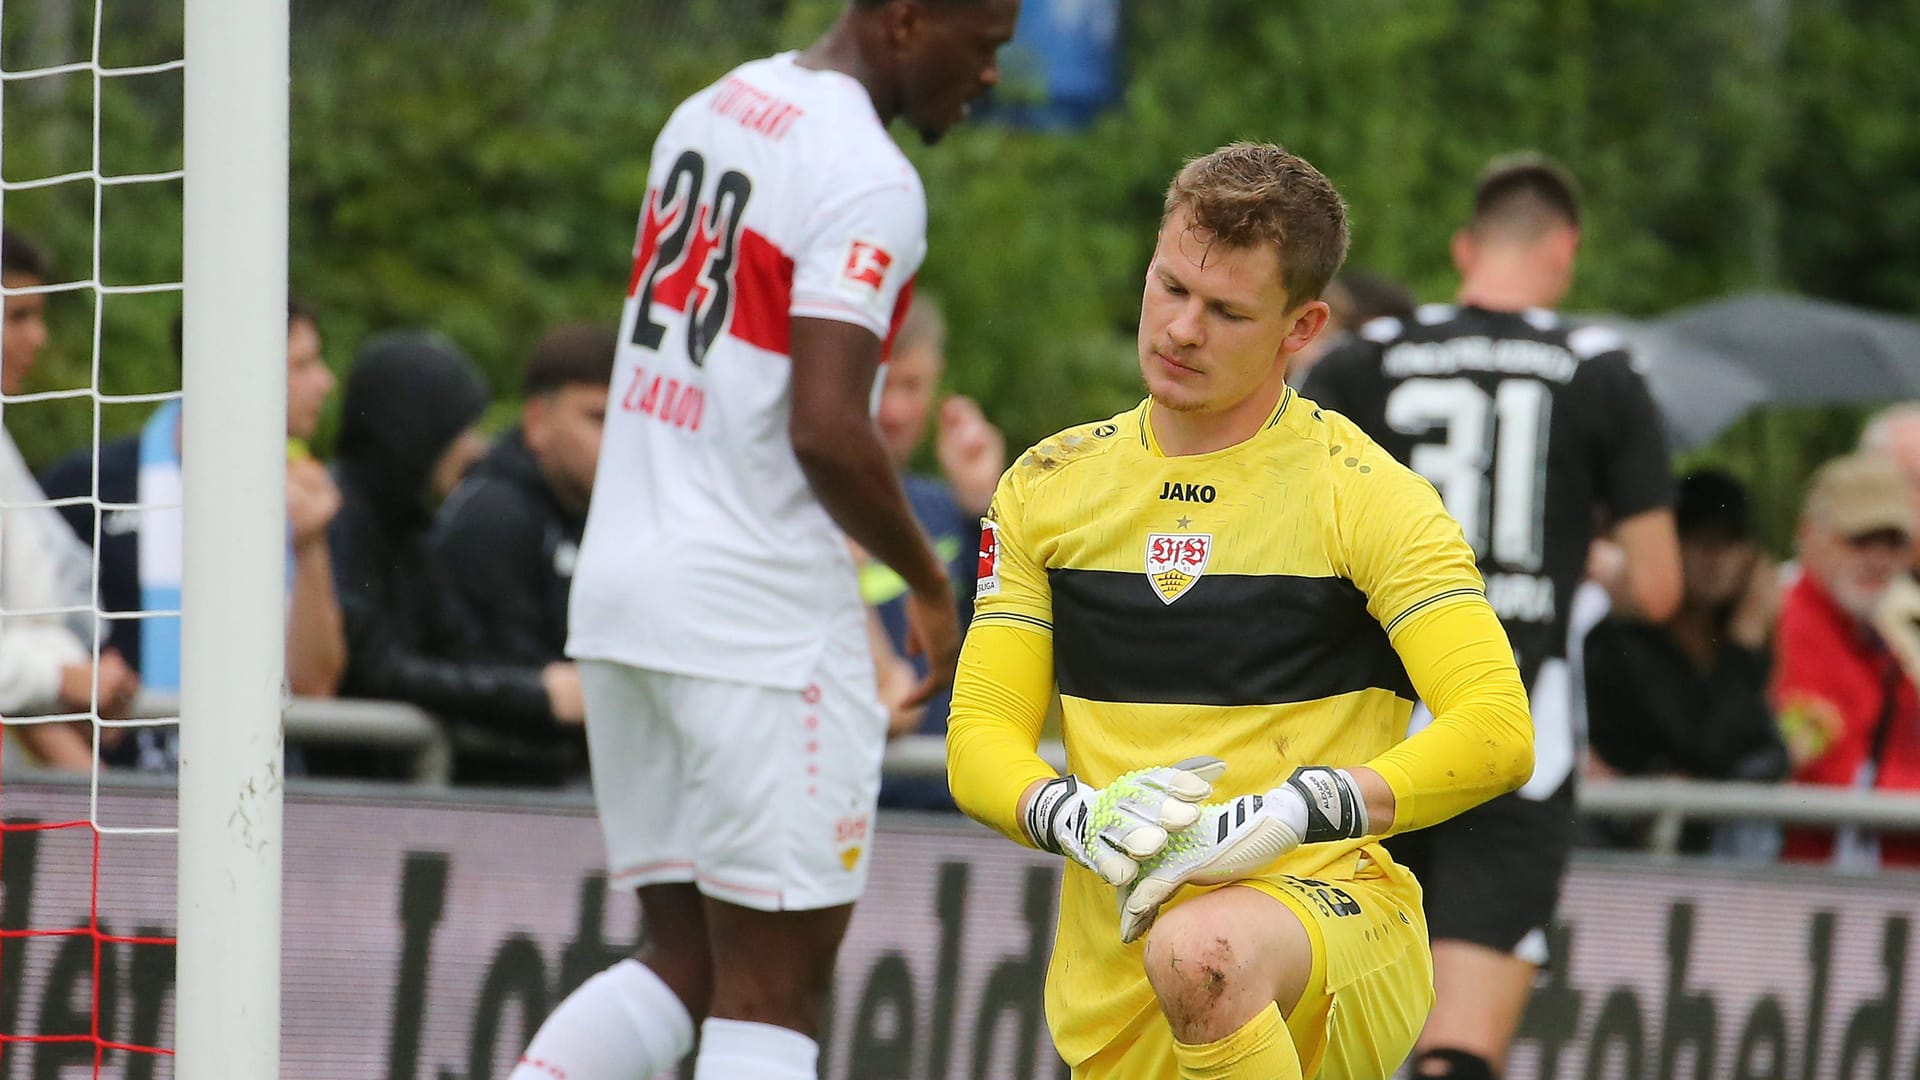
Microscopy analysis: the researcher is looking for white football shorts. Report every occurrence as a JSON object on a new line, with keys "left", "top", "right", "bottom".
{"left": 580, "top": 625, "right": 888, "bottom": 912}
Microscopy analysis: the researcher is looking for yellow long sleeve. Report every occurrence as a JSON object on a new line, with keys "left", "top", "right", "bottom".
{"left": 944, "top": 620, "right": 1060, "bottom": 847}
{"left": 1366, "top": 598, "right": 1534, "bottom": 833}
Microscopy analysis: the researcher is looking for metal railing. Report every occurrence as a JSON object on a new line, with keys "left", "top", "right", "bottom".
{"left": 12, "top": 700, "right": 1920, "bottom": 858}
{"left": 880, "top": 738, "right": 1920, "bottom": 854}
{"left": 1577, "top": 776, "right": 1920, "bottom": 856}
{"left": 283, "top": 696, "right": 452, "bottom": 784}
{"left": 68, "top": 693, "right": 455, "bottom": 786}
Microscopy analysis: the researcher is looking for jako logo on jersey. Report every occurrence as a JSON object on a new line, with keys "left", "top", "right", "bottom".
{"left": 975, "top": 519, "right": 1001, "bottom": 598}
{"left": 838, "top": 240, "right": 893, "bottom": 296}
{"left": 1159, "top": 482, "right": 1216, "bottom": 503}
{"left": 1145, "top": 533, "right": 1211, "bottom": 605}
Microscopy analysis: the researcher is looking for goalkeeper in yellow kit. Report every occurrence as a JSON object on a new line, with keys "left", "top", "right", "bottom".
{"left": 945, "top": 142, "right": 1534, "bottom": 1080}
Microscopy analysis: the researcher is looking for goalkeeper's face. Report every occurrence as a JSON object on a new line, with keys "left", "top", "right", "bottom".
{"left": 894, "top": 0, "right": 1019, "bottom": 143}
{"left": 1137, "top": 210, "right": 1328, "bottom": 419}
{"left": 2, "top": 272, "right": 49, "bottom": 396}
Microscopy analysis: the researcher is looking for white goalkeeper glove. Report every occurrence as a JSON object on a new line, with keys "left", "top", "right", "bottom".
{"left": 1117, "top": 765, "right": 1369, "bottom": 944}
{"left": 1023, "top": 757, "right": 1228, "bottom": 887}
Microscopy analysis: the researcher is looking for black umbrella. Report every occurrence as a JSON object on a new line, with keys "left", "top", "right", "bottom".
{"left": 1596, "top": 319, "right": 1771, "bottom": 451}
{"left": 1607, "top": 292, "right": 1920, "bottom": 449}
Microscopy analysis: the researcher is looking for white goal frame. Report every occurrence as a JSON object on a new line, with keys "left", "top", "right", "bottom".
{"left": 176, "top": 0, "right": 288, "bottom": 1075}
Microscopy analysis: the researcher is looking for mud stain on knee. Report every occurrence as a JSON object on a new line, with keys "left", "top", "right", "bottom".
{"left": 1203, "top": 964, "right": 1227, "bottom": 1000}
{"left": 1203, "top": 936, "right": 1232, "bottom": 1000}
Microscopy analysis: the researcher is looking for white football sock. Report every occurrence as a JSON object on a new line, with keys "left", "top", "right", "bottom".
{"left": 691, "top": 1017, "right": 819, "bottom": 1080}
{"left": 510, "top": 959, "right": 695, "bottom": 1080}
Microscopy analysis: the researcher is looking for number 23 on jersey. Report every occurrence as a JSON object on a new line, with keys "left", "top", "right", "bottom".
{"left": 630, "top": 149, "right": 754, "bottom": 369}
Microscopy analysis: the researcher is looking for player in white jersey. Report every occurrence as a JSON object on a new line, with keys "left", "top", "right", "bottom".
{"left": 510, "top": 3, "right": 1020, "bottom": 1079}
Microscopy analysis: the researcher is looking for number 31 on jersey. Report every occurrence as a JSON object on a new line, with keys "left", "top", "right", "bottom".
{"left": 1385, "top": 376, "right": 1550, "bottom": 571}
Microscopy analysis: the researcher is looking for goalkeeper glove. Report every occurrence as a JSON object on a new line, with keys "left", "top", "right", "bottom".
{"left": 1117, "top": 765, "right": 1369, "bottom": 944}
{"left": 1023, "top": 757, "right": 1228, "bottom": 887}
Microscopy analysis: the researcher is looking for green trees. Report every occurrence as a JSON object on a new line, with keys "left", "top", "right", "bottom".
{"left": 4, "top": 0, "right": 1915, "bottom": 543}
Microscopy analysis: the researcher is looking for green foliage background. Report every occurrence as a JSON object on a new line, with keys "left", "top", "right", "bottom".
{"left": 4, "top": 0, "right": 1918, "bottom": 550}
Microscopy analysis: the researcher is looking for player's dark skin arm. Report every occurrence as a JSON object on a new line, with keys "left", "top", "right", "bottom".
{"left": 789, "top": 315, "right": 959, "bottom": 703}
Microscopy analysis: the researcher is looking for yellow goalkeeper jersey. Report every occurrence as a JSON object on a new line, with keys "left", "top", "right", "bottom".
{"left": 947, "top": 390, "right": 1532, "bottom": 1065}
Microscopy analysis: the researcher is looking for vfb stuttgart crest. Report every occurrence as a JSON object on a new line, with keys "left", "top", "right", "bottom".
{"left": 1145, "top": 533, "right": 1212, "bottom": 604}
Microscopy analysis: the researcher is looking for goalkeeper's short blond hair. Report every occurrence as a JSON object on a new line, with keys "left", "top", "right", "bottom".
{"left": 1162, "top": 142, "right": 1350, "bottom": 304}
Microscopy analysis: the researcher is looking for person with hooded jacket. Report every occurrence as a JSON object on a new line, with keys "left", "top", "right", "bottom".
{"left": 429, "top": 323, "right": 614, "bottom": 785}
{"left": 323, "top": 330, "right": 583, "bottom": 779}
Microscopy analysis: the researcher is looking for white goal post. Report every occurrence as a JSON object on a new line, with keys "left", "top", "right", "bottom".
{"left": 176, "top": 0, "right": 288, "bottom": 1074}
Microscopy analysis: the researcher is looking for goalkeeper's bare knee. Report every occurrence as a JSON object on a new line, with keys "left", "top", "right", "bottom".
{"left": 1140, "top": 887, "right": 1311, "bottom": 1045}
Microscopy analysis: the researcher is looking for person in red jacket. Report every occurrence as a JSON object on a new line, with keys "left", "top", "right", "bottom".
{"left": 1773, "top": 453, "right": 1920, "bottom": 868}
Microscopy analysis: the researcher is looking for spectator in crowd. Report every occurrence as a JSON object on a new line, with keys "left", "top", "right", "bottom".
{"left": 41, "top": 301, "right": 347, "bottom": 772}
{"left": 1, "top": 227, "right": 139, "bottom": 771}
{"left": 1858, "top": 402, "right": 1920, "bottom": 561}
{"left": 1285, "top": 268, "right": 1415, "bottom": 384}
{"left": 1860, "top": 402, "right": 1920, "bottom": 801}
{"left": 1583, "top": 470, "right": 1788, "bottom": 852}
{"left": 1773, "top": 453, "right": 1920, "bottom": 868}
{"left": 430, "top": 322, "right": 614, "bottom": 785}
{"left": 327, "top": 330, "right": 581, "bottom": 780}
{"left": 868, "top": 293, "right": 1006, "bottom": 809}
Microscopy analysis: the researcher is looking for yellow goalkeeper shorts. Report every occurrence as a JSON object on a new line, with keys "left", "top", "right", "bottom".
{"left": 1073, "top": 855, "right": 1433, "bottom": 1080}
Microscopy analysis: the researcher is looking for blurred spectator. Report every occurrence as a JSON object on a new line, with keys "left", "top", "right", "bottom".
{"left": 1773, "top": 453, "right": 1920, "bottom": 868}
{"left": 430, "top": 323, "right": 614, "bottom": 785}
{"left": 1286, "top": 268, "right": 1415, "bottom": 385}
{"left": 41, "top": 301, "right": 348, "bottom": 772}
{"left": 1, "top": 227, "right": 139, "bottom": 771}
{"left": 326, "top": 330, "right": 578, "bottom": 781}
{"left": 870, "top": 293, "right": 1006, "bottom": 809}
{"left": 1858, "top": 402, "right": 1920, "bottom": 561}
{"left": 876, "top": 294, "right": 1006, "bottom": 519}
{"left": 1583, "top": 470, "right": 1788, "bottom": 853}
{"left": 282, "top": 307, "right": 350, "bottom": 702}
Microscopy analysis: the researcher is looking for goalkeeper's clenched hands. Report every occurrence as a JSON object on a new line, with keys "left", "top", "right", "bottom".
{"left": 1023, "top": 757, "right": 1229, "bottom": 886}
{"left": 1117, "top": 765, "right": 1370, "bottom": 944}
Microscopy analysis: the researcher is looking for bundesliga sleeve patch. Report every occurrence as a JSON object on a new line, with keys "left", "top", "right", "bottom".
{"left": 976, "top": 519, "right": 1000, "bottom": 598}
{"left": 836, "top": 239, "right": 894, "bottom": 298}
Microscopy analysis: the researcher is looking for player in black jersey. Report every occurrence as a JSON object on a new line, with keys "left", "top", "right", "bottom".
{"left": 1301, "top": 156, "right": 1680, "bottom": 1080}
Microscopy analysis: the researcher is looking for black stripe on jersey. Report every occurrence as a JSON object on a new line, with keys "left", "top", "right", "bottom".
{"left": 1048, "top": 569, "right": 1415, "bottom": 707}
{"left": 974, "top": 611, "right": 1054, "bottom": 634}
{"left": 1383, "top": 587, "right": 1486, "bottom": 635}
